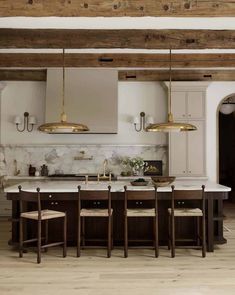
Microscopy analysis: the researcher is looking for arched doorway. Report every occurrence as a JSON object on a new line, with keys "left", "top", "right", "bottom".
{"left": 218, "top": 95, "right": 235, "bottom": 202}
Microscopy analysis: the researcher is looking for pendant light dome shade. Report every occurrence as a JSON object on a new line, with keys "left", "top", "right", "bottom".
{"left": 147, "top": 114, "right": 197, "bottom": 132}
{"left": 38, "top": 49, "right": 89, "bottom": 134}
{"left": 146, "top": 49, "right": 197, "bottom": 133}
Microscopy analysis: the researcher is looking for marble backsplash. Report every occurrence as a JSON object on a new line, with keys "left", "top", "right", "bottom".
{"left": 0, "top": 144, "right": 168, "bottom": 177}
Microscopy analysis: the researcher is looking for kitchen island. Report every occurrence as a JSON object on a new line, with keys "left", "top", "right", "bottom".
{"left": 5, "top": 179, "right": 231, "bottom": 252}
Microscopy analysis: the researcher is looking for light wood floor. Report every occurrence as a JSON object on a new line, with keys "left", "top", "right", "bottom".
{"left": 1, "top": 203, "right": 235, "bottom": 295}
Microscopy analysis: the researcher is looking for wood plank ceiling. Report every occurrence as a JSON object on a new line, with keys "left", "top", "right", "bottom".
{"left": 1, "top": 1, "right": 235, "bottom": 81}
{"left": 0, "top": 0, "right": 235, "bottom": 17}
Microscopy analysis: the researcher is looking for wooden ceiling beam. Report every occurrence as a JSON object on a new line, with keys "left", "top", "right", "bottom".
{"left": 0, "top": 1, "right": 235, "bottom": 17}
{"left": 1, "top": 69, "right": 235, "bottom": 82}
{"left": 2, "top": 29, "right": 235, "bottom": 49}
{"left": 119, "top": 70, "right": 235, "bottom": 81}
{"left": 0, "top": 70, "right": 46, "bottom": 81}
{"left": 2, "top": 53, "right": 235, "bottom": 68}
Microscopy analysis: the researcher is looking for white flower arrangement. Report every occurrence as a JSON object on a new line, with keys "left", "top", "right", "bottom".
{"left": 121, "top": 156, "right": 146, "bottom": 175}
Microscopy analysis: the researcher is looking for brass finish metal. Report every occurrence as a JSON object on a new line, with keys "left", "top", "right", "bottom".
{"left": 38, "top": 49, "right": 89, "bottom": 134}
{"left": 146, "top": 49, "right": 197, "bottom": 133}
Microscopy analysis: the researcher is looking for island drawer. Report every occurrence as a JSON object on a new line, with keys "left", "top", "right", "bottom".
{"left": 40, "top": 193, "right": 76, "bottom": 201}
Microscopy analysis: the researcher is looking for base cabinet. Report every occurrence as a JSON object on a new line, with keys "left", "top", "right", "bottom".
{"left": 7, "top": 191, "right": 227, "bottom": 252}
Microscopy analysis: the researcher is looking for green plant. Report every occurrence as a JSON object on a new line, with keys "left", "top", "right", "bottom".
{"left": 121, "top": 156, "right": 146, "bottom": 173}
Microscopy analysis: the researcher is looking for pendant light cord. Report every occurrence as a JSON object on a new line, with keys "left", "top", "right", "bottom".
{"left": 62, "top": 48, "right": 65, "bottom": 114}
{"left": 169, "top": 48, "right": 172, "bottom": 115}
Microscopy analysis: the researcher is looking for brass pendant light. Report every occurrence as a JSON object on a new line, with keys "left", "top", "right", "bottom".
{"left": 38, "top": 49, "right": 89, "bottom": 134}
{"left": 146, "top": 49, "right": 197, "bottom": 132}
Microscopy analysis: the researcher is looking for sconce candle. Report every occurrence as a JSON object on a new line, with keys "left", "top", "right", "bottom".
{"left": 14, "top": 112, "right": 37, "bottom": 132}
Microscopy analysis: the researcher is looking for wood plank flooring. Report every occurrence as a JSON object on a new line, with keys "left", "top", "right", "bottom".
{"left": 1, "top": 203, "right": 235, "bottom": 295}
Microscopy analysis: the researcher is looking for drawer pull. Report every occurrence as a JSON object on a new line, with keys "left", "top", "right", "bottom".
{"left": 55, "top": 202, "right": 58, "bottom": 205}
{"left": 49, "top": 195, "right": 52, "bottom": 198}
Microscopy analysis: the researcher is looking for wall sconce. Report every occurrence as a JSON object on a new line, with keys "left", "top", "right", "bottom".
{"left": 14, "top": 112, "right": 37, "bottom": 132}
{"left": 133, "top": 112, "right": 154, "bottom": 132}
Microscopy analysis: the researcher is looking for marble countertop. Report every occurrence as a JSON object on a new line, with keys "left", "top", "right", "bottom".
{"left": 4, "top": 180, "right": 231, "bottom": 193}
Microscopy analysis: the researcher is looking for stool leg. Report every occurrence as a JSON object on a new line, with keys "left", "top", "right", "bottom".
{"left": 196, "top": 217, "right": 200, "bottom": 246}
{"left": 124, "top": 215, "right": 128, "bottom": 258}
{"left": 45, "top": 220, "right": 48, "bottom": 252}
{"left": 77, "top": 215, "right": 81, "bottom": 257}
{"left": 154, "top": 216, "right": 159, "bottom": 258}
{"left": 37, "top": 220, "right": 41, "bottom": 264}
{"left": 63, "top": 214, "right": 67, "bottom": 258}
{"left": 82, "top": 217, "right": 85, "bottom": 248}
{"left": 107, "top": 215, "right": 111, "bottom": 258}
{"left": 168, "top": 215, "right": 171, "bottom": 250}
{"left": 19, "top": 217, "right": 23, "bottom": 258}
{"left": 202, "top": 215, "right": 206, "bottom": 258}
{"left": 171, "top": 215, "right": 175, "bottom": 258}
{"left": 111, "top": 215, "right": 114, "bottom": 250}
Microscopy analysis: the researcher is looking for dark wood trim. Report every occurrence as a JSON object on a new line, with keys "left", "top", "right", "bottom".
{"left": 119, "top": 70, "right": 235, "bottom": 81}
{"left": 2, "top": 29, "right": 235, "bottom": 49}
{"left": 0, "top": 70, "right": 46, "bottom": 81}
{"left": 1, "top": 1, "right": 235, "bottom": 17}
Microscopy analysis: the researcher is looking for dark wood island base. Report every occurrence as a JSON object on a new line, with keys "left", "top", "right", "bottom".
{"left": 7, "top": 190, "right": 228, "bottom": 252}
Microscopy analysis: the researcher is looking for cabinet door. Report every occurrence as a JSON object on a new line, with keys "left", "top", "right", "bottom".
{"left": 187, "top": 91, "right": 204, "bottom": 119}
{"left": 171, "top": 91, "right": 187, "bottom": 119}
{"left": 187, "top": 120, "right": 205, "bottom": 176}
{"left": 169, "top": 132, "right": 187, "bottom": 176}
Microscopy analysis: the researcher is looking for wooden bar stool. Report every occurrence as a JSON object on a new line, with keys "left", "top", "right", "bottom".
{"left": 124, "top": 185, "right": 158, "bottom": 258}
{"left": 168, "top": 185, "right": 206, "bottom": 258}
{"left": 77, "top": 185, "right": 113, "bottom": 258}
{"left": 18, "top": 186, "right": 67, "bottom": 264}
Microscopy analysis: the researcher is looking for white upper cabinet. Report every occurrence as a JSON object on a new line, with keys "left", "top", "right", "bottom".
{"left": 171, "top": 91, "right": 187, "bottom": 119}
{"left": 187, "top": 92, "right": 205, "bottom": 119}
{"left": 171, "top": 90, "right": 205, "bottom": 120}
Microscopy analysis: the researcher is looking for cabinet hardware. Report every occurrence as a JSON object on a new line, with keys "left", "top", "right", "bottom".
{"left": 49, "top": 195, "right": 52, "bottom": 198}
{"left": 55, "top": 202, "right": 58, "bottom": 205}
{"left": 51, "top": 202, "right": 54, "bottom": 205}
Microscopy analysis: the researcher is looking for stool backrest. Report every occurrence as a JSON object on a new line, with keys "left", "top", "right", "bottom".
{"left": 18, "top": 185, "right": 42, "bottom": 219}
{"left": 77, "top": 186, "right": 112, "bottom": 214}
{"left": 171, "top": 185, "right": 205, "bottom": 214}
{"left": 124, "top": 185, "right": 158, "bottom": 212}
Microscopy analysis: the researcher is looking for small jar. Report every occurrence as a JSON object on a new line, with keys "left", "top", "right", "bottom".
{"left": 28, "top": 165, "right": 36, "bottom": 176}
{"left": 35, "top": 170, "right": 40, "bottom": 177}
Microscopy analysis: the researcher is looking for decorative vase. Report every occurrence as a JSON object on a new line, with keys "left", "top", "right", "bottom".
{"left": 132, "top": 167, "right": 140, "bottom": 176}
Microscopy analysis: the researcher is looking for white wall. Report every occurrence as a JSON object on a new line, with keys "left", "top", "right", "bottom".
{"left": 0, "top": 80, "right": 167, "bottom": 145}
{"left": 206, "top": 82, "right": 235, "bottom": 182}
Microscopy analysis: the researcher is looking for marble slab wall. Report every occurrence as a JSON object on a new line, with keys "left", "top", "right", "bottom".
{"left": 0, "top": 144, "right": 168, "bottom": 177}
